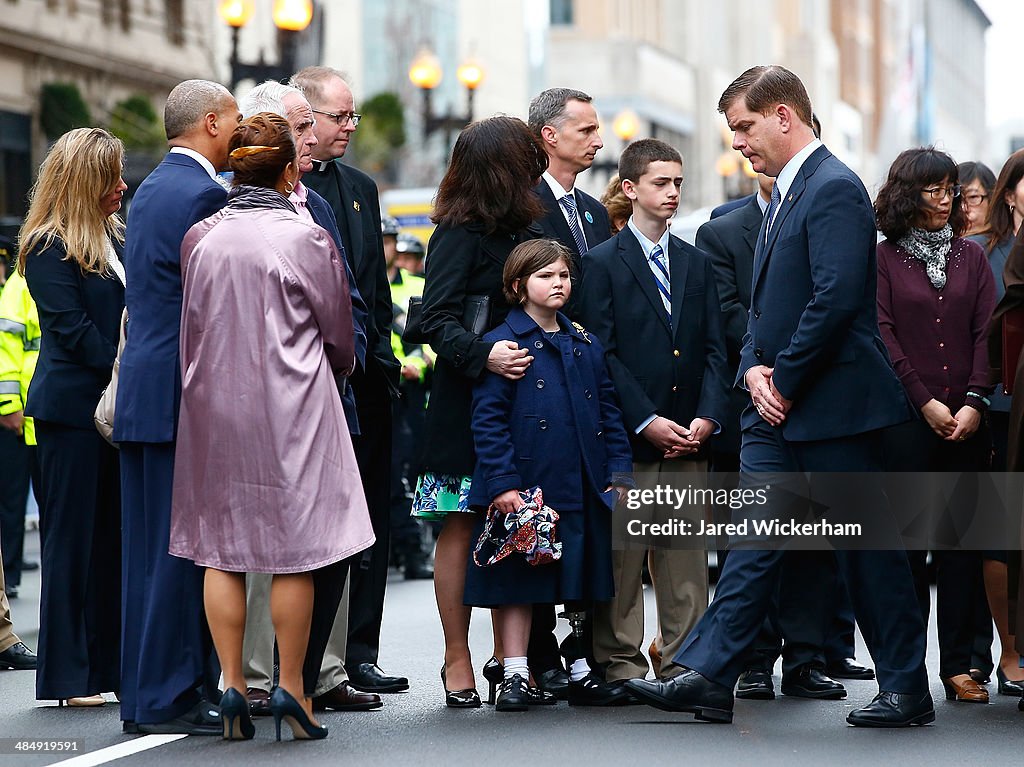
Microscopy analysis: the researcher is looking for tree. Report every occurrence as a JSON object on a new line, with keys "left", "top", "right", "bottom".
{"left": 352, "top": 92, "right": 406, "bottom": 182}
{"left": 109, "top": 94, "right": 164, "bottom": 150}
{"left": 39, "top": 83, "right": 91, "bottom": 141}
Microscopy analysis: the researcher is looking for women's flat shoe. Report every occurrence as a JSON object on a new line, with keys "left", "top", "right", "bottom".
{"left": 495, "top": 674, "right": 530, "bottom": 712}
{"left": 941, "top": 676, "right": 989, "bottom": 703}
{"left": 60, "top": 695, "right": 106, "bottom": 707}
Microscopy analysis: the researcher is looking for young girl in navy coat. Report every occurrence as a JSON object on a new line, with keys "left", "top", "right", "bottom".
{"left": 464, "top": 239, "right": 634, "bottom": 711}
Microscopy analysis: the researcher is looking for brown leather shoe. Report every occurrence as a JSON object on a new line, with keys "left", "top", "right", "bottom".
{"left": 941, "top": 676, "right": 989, "bottom": 703}
{"left": 313, "top": 681, "right": 384, "bottom": 712}
{"left": 246, "top": 687, "right": 271, "bottom": 717}
{"left": 649, "top": 639, "right": 663, "bottom": 678}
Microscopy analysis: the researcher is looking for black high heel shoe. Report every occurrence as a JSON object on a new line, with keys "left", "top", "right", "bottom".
{"left": 219, "top": 688, "right": 255, "bottom": 741}
{"left": 270, "top": 687, "right": 328, "bottom": 741}
{"left": 440, "top": 665, "right": 481, "bottom": 708}
{"left": 495, "top": 674, "right": 530, "bottom": 712}
{"left": 997, "top": 665, "right": 1024, "bottom": 696}
{"left": 482, "top": 657, "right": 556, "bottom": 706}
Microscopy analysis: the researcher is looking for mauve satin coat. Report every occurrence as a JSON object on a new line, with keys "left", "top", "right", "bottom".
{"left": 168, "top": 207, "right": 374, "bottom": 573}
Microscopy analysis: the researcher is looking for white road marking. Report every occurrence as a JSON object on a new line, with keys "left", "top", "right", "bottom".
{"left": 47, "top": 735, "right": 188, "bottom": 767}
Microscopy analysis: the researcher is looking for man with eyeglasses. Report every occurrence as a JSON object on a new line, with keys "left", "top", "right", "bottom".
{"left": 290, "top": 66, "right": 405, "bottom": 697}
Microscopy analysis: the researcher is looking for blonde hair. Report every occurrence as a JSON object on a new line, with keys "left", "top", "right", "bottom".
{"left": 18, "top": 127, "right": 125, "bottom": 276}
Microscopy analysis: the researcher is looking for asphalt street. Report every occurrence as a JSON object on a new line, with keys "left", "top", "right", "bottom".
{"left": 1, "top": 529, "right": 1020, "bottom": 767}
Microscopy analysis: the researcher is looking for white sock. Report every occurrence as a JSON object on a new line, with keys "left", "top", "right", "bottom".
{"left": 570, "top": 658, "right": 591, "bottom": 682}
{"left": 504, "top": 656, "right": 529, "bottom": 681}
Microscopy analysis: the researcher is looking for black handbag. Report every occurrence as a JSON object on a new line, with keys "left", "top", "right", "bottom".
{"left": 403, "top": 293, "right": 491, "bottom": 345}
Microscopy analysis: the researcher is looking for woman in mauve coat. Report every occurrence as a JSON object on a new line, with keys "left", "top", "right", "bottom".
{"left": 169, "top": 113, "right": 373, "bottom": 741}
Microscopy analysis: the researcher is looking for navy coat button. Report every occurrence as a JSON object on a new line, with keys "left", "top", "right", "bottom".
{"left": 753, "top": 309, "right": 761, "bottom": 319}
{"left": 585, "top": 390, "right": 592, "bottom": 399}
{"left": 534, "top": 340, "right": 544, "bottom": 349}
{"left": 596, "top": 430, "right": 603, "bottom": 437}
{"left": 574, "top": 348, "right": 582, "bottom": 357}
{"left": 539, "top": 419, "right": 548, "bottom": 430}
{"left": 755, "top": 348, "right": 764, "bottom": 359}
{"left": 536, "top": 379, "right": 545, "bottom": 388}
{"left": 673, "top": 349, "right": 680, "bottom": 357}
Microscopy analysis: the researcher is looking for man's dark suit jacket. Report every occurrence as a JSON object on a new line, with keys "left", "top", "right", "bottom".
{"left": 533, "top": 180, "right": 610, "bottom": 319}
{"left": 116, "top": 152, "right": 226, "bottom": 443}
{"left": 580, "top": 226, "right": 730, "bottom": 464}
{"left": 695, "top": 195, "right": 762, "bottom": 454}
{"left": 740, "top": 145, "right": 911, "bottom": 441}
{"left": 710, "top": 193, "right": 755, "bottom": 220}
{"left": 305, "top": 160, "right": 400, "bottom": 391}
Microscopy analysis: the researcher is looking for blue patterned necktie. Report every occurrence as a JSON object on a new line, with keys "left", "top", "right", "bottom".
{"left": 649, "top": 244, "right": 672, "bottom": 322}
{"left": 559, "top": 193, "right": 589, "bottom": 256}
{"left": 765, "top": 183, "right": 782, "bottom": 240}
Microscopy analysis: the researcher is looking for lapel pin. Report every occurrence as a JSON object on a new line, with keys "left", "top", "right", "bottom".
{"left": 788, "top": 195, "right": 793, "bottom": 201}
{"left": 353, "top": 200, "right": 361, "bottom": 212}
{"left": 584, "top": 211, "right": 594, "bottom": 224}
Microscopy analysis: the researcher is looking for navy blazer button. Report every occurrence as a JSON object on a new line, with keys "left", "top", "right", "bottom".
{"left": 755, "top": 348, "right": 764, "bottom": 358}
{"left": 574, "top": 348, "right": 582, "bottom": 357}
{"left": 539, "top": 419, "right": 548, "bottom": 430}
{"left": 672, "top": 386, "right": 678, "bottom": 392}
{"left": 534, "top": 340, "right": 544, "bottom": 349}
{"left": 753, "top": 309, "right": 761, "bottom": 319}
{"left": 585, "top": 390, "right": 592, "bottom": 399}
{"left": 536, "top": 379, "right": 545, "bottom": 388}
{"left": 673, "top": 349, "right": 680, "bottom": 357}
{"left": 596, "top": 430, "right": 603, "bottom": 437}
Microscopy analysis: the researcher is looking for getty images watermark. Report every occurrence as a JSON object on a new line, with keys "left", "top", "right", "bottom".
{"left": 613, "top": 472, "right": 1024, "bottom": 551}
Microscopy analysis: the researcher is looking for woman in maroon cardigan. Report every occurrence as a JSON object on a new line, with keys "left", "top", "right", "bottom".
{"left": 875, "top": 147, "right": 996, "bottom": 704}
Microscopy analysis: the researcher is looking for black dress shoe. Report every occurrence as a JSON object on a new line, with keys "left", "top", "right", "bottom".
{"left": 535, "top": 668, "right": 569, "bottom": 700}
{"left": 313, "top": 681, "right": 383, "bottom": 711}
{"left": 137, "top": 699, "right": 222, "bottom": 735}
{"left": 122, "top": 721, "right": 139, "bottom": 734}
{"left": 736, "top": 669, "right": 775, "bottom": 700}
{"left": 625, "top": 669, "right": 734, "bottom": 723}
{"left": 781, "top": 665, "right": 846, "bottom": 699}
{"left": 246, "top": 687, "right": 271, "bottom": 716}
{"left": 846, "top": 690, "right": 935, "bottom": 727}
{"left": 403, "top": 563, "right": 434, "bottom": 580}
{"left": 0, "top": 641, "right": 36, "bottom": 670}
{"left": 345, "top": 663, "right": 409, "bottom": 693}
{"left": 825, "top": 657, "right": 875, "bottom": 681}
{"left": 20, "top": 560, "right": 39, "bottom": 572}
{"left": 568, "top": 673, "right": 633, "bottom": 706}
{"left": 4, "top": 586, "right": 17, "bottom": 600}
{"left": 495, "top": 674, "right": 530, "bottom": 712}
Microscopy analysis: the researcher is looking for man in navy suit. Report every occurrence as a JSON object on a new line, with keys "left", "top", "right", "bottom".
{"left": 116, "top": 80, "right": 240, "bottom": 735}
{"left": 525, "top": 87, "right": 612, "bottom": 695}
{"left": 627, "top": 66, "right": 932, "bottom": 728}
{"left": 292, "top": 66, "right": 405, "bottom": 695}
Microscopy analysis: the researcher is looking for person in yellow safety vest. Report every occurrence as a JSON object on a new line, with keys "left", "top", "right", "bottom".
{"left": 0, "top": 270, "right": 40, "bottom": 446}
{"left": 0, "top": 268, "right": 41, "bottom": 597}
{"left": 383, "top": 221, "right": 434, "bottom": 579}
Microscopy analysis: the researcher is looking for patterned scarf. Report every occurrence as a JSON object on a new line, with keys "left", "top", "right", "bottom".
{"left": 226, "top": 184, "right": 296, "bottom": 214}
{"left": 897, "top": 224, "right": 953, "bottom": 289}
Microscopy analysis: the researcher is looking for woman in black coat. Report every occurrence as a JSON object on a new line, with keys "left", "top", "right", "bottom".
{"left": 19, "top": 128, "right": 126, "bottom": 705}
{"left": 410, "top": 116, "right": 546, "bottom": 706}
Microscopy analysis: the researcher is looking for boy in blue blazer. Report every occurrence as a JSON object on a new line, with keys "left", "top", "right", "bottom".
{"left": 580, "top": 139, "right": 729, "bottom": 684}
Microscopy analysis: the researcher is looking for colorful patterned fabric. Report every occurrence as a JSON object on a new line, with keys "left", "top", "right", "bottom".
{"left": 410, "top": 472, "right": 472, "bottom": 520}
{"left": 473, "top": 486, "right": 562, "bottom": 568}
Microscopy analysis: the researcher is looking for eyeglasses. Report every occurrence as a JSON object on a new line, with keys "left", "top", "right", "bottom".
{"left": 921, "top": 185, "right": 961, "bottom": 201}
{"left": 963, "top": 192, "right": 989, "bottom": 207}
{"left": 312, "top": 109, "right": 361, "bottom": 127}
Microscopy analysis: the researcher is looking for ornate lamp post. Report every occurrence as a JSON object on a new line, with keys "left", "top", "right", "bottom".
{"left": 219, "top": 0, "right": 314, "bottom": 91}
{"left": 408, "top": 47, "right": 484, "bottom": 143}
{"left": 590, "top": 108, "right": 642, "bottom": 177}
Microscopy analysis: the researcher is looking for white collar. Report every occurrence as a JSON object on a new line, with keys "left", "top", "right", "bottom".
{"left": 756, "top": 192, "right": 769, "bottom": 215}
{"left": 169, "top": 147, "right": 220, "bottom": 181}
{"left": 773, "top": 138, "right": 823, "bottom": 204}
{"left": 627, "top": 216, "right": 671, "bottom": 259}
{"left": 542, "top": 170, "right": 576, "bottom": 201}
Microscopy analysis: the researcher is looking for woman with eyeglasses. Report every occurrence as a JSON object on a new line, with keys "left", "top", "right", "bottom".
{"left": 972, "top": 149, "right": 1024, "bottom": 698}
{"left": 958, "top": 161, "right": 996, "bottom": 237}
{"left": 875, "top": 147, "right": 996, "bottom": 704}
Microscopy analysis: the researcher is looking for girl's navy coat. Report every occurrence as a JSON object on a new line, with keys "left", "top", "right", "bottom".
{"left": 468, "top": 308, "right": 633, "bottom": 510}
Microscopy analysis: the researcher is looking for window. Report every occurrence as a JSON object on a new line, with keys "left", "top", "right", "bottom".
{"left": 165, "top": 0, "right": 184, "bottom": 45}
{"left": 120, "top": 0, "right": 131, "bottom": 31}
{"left": 550, "top": 0, "right": 573, "bottom": 26}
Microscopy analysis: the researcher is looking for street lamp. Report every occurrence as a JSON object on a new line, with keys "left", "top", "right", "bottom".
{"left": 590, "top": 108, "right": 642, "bottom": 177}
{"left": 219, "top": 0, "right": 314, "bottom": 92}
{"left": 408, "top": 47, "right": 484, "bottom": 142}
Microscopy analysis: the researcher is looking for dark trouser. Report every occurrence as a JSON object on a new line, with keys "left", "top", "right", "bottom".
{"left": 676, "top": 421, "right": 928, "bottom": 693}
{"left": 0, "top": 431, "right": 36, "bottom": 588}
{"left": 345, "top": 368, "right": 393, "bottom": 667}
{"left": 528, "top": 604, "right": 565, "bottom": 672}
{"left": 305, "top": 557, "right": 352, "bottom": 695}
{"left": 120, "top": 442, "right": 215, "bottom": 724}
{"left": 882, "top": 417, "right": 991, "bottom": 679}
{"left": 35, "top": 421, "right": 120, "bottom": 699}
{"left": 389, "top": 385, "right": 430, "bottom": 569}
